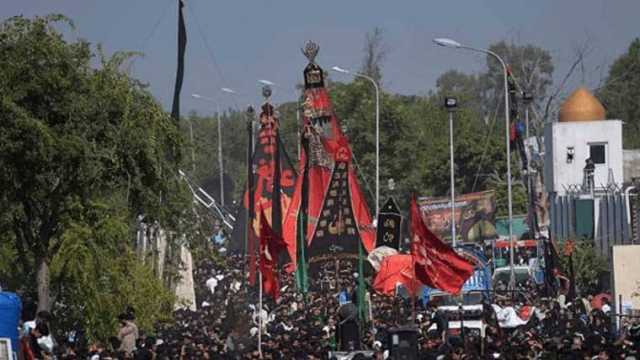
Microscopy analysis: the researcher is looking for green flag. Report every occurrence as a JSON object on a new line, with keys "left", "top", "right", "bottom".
{"left": 295, "top": 213, "right": 308, "bottom": 293}
{"left": 357, "top": 241, "right": 366, "bottom": 323}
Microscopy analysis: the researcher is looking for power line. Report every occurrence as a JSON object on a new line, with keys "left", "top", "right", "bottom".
{"left": 185, "top": 1, "right": 241, "bottom": 109}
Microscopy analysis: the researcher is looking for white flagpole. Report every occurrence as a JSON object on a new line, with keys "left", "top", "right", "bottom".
{"left": 258, "top": 270, "right": 263, "bottom": 358}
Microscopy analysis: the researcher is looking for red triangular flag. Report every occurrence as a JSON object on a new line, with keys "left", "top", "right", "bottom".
{"left": 259, "top": 209, "right": 287, "bottom": 300}
{"left": 282, "top": 46, "right": 375, "bottom": 271}
{"left": 409, "top": 195, "right": 474, "bottom": 294}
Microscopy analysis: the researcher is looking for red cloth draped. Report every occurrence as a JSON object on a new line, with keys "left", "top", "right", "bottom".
{"left": 259, "top": 209, "right": 287, "bottom": 300}
{"left": 282, "top": 89, "right": 375, "bottom": 270}
{"left": 410, "top": 196, "right": 474, "bottom": 294}
{"left": 373, "top": 254, "right": 418, "bottom": 296}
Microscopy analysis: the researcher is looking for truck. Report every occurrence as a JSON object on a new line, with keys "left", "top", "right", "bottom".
{"left": 422, "top": 246, "right": 492, "bottom": 338}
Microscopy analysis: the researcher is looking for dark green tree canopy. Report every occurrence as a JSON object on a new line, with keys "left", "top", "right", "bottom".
{"left": 599, "top": 38, "right": 640, "bottom": 149}
{"left": 0, "top": 15, "right": 186, "bottom": 334}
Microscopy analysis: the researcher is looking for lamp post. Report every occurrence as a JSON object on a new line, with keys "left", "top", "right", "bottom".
{"left": 192, "top": 93, "right": 225, "bottom": 207}
{"left": 522, "top": 92, "right": 536, "bottom": 240}
{"left": 331, "top": 66, "right": 380, "bottom": 218}
{"left": 444, "top": 97, "right": 458, "bottom": 247}
{"left": 433, "top": 38, "right": 515, "bottom": 287}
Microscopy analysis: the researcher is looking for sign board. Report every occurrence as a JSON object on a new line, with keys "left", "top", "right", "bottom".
{"left": 376, "top": 197, "right": 403, "bottom": 249}
{"left": 417, "top": 191, "right": 497, "bottom": 243}
{"left": 612, "top": 245, "right": 640, "bottom": 311}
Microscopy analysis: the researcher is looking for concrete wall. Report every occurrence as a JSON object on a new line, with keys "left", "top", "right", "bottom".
{"left": 544, "top": 120, "right": 623, "bottom": 195}
{"left": 174, "top": 244, "right": 197, "bottom": 311}
{"left": 624, "top": 150, "right": 640, "bottom": 183}
{"left": 612, "top": 245, "right": 640, "bottom": 311}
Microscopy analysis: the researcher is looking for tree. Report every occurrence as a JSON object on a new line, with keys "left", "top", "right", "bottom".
{"left": 0, "top": 15, "right": 187, "bottom": 314}
{"left": 599, "top": 38, "right": 640, "bottom": 149}
{"left": 360, "top": 27, "right": 387, "bottom": 84}
{"left": 435, "top": 70, "right": 484, "bottom": 117}
{"left": 559, "top": 240, "right": 608, "bottom": 295}
{"left": 49, "top": 197, "right": 175, "bottom": 341}
{"left": 480, "top": 41, "right": 554, "bottom": 134}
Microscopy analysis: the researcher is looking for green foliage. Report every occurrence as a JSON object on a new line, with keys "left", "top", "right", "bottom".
{"left": 599, "top": 38, "right": 640, "bottom": 149}
{"left": 559, "top": 241, "right": 608, "bottom": 294}
{"left": 186, "top": 57, "right": 533, "bottom": 217}
{"left": 50, "top": 199, "right": 175, "bottom": 341}
{"left": 484, "top": 41, "right": 554, "bottom": 128}
{"left": 0, "top": 14, "right": 188, "bottom": 336}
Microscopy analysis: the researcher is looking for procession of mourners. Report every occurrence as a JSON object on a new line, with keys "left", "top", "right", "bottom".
{"left": 3, "top": 3, "right": 640, "bottom": 360}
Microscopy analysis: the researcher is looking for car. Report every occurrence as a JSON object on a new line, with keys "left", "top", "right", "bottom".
{"left": 492, "top": 266, "right": 535, "bottom": 288}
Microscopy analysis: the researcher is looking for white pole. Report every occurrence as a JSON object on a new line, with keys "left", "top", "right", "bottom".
{"left": 356, "top": 74, "right": 380, "bottom": 218}
{"left": 462, "top": 46, "right": 514, "bottom": 287}
{"left": 189, "top": 119, "right": 196, "bottom": 173}
{"left": 487, "top": 53, "right": 515, "bottom": 290}
{"left": 330, "top": 68, "right": 381, "bottom": 217}
{"left": 375, "top": 79, "right": 380, "bottom": 219}
{"left": 296, "top": 100, "right": 301, "bottom": 159}
{"left": 258, "top": 270, "right": 263, "bottom": 358}
{"left": 525, "top": 105, "right": 534, "bottom": 240}
{"left": 449, "top": 110, "right": 456, "bottom": 247}
{"left": 218, "top": 104, "right": 224, "bottom": 207}
{"left": 433, "top": 40, "right": 514, "bottom": 286}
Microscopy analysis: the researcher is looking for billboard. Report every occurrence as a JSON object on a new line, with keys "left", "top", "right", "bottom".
{"left": 417, "top": 191, "right": 497, "bottom": 244}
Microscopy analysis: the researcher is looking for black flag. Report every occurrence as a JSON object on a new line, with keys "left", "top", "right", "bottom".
{"left": 171, "top": 0, "right": 187, "bottom": 121}
{"left": 376, "top": 197, "right": 403, "bottom": 250}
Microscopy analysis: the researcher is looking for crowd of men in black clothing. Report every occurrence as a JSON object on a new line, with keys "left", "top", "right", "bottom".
{"left": 22, "top": 252, "right": 640, "bottom": 359}
{"left": 147, "top": 254, "right": 640, "bottom": 359}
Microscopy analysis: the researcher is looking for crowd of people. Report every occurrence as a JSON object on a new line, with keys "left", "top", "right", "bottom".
{"left": 16, "top": 250, "right": 640, "bottom": 359}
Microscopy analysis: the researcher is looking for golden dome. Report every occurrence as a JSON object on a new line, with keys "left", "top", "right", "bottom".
{"left": 559, "top": 87, "right": 606, "bottom": 122}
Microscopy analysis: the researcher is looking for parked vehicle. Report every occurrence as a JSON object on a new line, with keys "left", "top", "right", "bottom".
{"left": 423, "top": 247, "right": 492, "bottom": 338}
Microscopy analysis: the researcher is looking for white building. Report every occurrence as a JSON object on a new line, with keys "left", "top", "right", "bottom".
{"left": 544, "top": 87, "right": 623, "bottom": 195}
{"left": 543, "top": 87, "right": 632, "bottom": 255}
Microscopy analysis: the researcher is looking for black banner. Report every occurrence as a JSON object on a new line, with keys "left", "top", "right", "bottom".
{"left": 376, "top": 197, "right": 402, "bottom": 250}
{"left": 171, "top": 0, "right": 187, "bottom": 121}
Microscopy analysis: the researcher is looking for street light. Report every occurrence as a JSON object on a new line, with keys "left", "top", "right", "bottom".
{"left": 444, "top": 97, "right": 458, "bottom": 247}
{"left": 522, "top": 92, "right": 536, "bottom": 239}
{"left": 258, "top": 79, "right": 276, "bottom": 87}
{"left": 433, "top": 37, "right": 515, "bottom": 288}
{"left": 192, "top": 92, "right": 225, "bottom": 208}
{"left": 331, "top": 66, "right": 381, "bottom": 218}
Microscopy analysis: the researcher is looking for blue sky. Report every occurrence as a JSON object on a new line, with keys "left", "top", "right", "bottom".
{"left": 3, "top": 0, "right": 639, "bottom": 115}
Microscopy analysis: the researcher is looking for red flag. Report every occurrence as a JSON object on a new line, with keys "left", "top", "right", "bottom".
{"left": 259, "top": 209, "right": 287, "bottom": 300}
{"left": 230, "top": 100, "right": 297, "bottom": 278}
{"left": 373, "top": 254, "right": 418, "bottom": 296}
{"left": 410, "top": 196, "right": 474, "bottom": 294}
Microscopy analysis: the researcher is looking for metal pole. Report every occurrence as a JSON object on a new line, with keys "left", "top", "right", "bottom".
{"left": 524, "top": 105, "right": 535, "bottom": 242}
{"left": 375, "top": 79, "right": 380, "bottom": 219}
{"left": 218, "top": 104, "right": 224, "bottom": 207}
{"left": 189, "top": 119, "right": 195, "bottom": 173}
{"left": 525, "top": 107, "right": 530, "bottom": 150}
{"left": 352, "top": 73, "right": 380, "bottom": 218}
{"left": 525, "top": 106, "right": 531, "bottom": 202}
{"left": 245, "top": 107, "right": 254, "bottom": 279}
{"left": 449, "top": 110, "right": 456, "bottom": 247}
{"left": 460, "top": 46, "right": 514, "bottom": 288}
{"left": 258, "top": 270, "right": 263, "bottom": 358}
{"left": 501, "top": 60, "right": 515, "bottom": 290}
{"left": 296, "top": 100, "right": 301, "bottom": 159}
